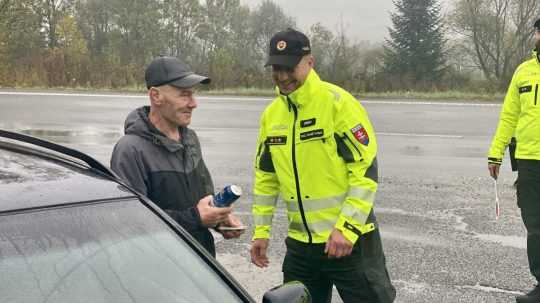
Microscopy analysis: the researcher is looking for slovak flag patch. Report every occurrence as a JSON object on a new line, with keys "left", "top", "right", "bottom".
{"left": 351, "top": 124, "right": 369, "bottom": 145}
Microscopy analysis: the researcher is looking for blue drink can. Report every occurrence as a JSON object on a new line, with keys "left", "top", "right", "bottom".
{"left": 213, "top": 185, "right": 242, "bottom": 207}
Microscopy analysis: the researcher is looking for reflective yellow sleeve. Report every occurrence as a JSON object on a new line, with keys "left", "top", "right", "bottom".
{"left": 252, "top": 113, "right": 280, "bottom": 240}
{"left": 334, "top": 96, "right": 378, "bottom": 244}
{"left": 488, "top": 70, "right": 521, "bottom": 162}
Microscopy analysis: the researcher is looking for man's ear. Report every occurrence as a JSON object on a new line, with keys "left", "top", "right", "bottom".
{"left": 149, "top": 87, "right": 162, "bottom": 105}
{"left": 307, "top": 54, "right": 314, "bottom": 68}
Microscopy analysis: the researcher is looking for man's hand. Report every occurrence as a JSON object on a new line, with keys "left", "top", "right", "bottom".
{"left": 250, "top": 238, "right": 270, "bottom": 268}
{"left": 488, "top": 163, "right": 500, "bottom": 180}
{"left": 325, "top": 229, "right": 353, "bottom": 258}
{"left": 197, "top": 195, "right": 232, "bottom": 227}
{"left": 217, "top": 214, "right": 245, "bottom": 239}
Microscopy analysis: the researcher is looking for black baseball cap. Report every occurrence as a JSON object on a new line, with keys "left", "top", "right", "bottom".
{"left": 535, "top": 18, "right": 540, "bottom": 30}
{"left": 265, "top": 28, "right": 311, "bottom": 68}
{"left": 145, "top": 56, "right": 210, "bottom": 89}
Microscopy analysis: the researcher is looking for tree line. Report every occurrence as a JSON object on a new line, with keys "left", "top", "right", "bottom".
{"left": 0, "top": 0, "right": 539, "bottom": 92}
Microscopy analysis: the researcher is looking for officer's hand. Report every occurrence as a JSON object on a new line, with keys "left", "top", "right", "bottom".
{"left": 217, "top": 214, "right": 245, "bottom": 239}
{"left": 250, "top": 238, "right": 270, "bottom": 268}
{"left": 488, "top": 163, "right": 500, "bottom": 180}
{"left": 325, "top": 229, "right": 353, "bottom": 258}
{"left": 197, "top": 195, "right": 232, "bottom": 227}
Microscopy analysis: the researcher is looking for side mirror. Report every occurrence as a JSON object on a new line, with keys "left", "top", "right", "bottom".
{"left": 262, "top": 281, "right": 311, "bottom": 303}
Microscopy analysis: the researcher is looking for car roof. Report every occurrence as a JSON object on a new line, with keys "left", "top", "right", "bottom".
{"left": 0, "top": 131, "right": 136, "bottom": 212}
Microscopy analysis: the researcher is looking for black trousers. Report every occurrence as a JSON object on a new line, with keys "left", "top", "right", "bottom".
{"left": 282, "top": 227, "right": 395, "bottom": 303}
{"left": 518, "top": 159, "right": 540, "bottom": 282}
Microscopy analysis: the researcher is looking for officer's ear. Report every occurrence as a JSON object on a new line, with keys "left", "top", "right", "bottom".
{"left": 306, "top": 54, "right": 314, "bottom": 68}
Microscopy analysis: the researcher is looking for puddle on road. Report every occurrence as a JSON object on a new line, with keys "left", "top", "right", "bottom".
{"left": 18, "top": 128, "right": 122, "bottom": 145}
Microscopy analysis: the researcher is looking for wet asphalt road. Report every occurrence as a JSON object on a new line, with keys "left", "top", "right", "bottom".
{"left": 0, "top": 91, "right": 531, "bottom": 302}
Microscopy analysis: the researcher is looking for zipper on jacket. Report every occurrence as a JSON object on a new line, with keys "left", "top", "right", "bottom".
{"left": 288, "top": 98, "right": 312, "bottom": 243}
{"left": 535, "top": 84, "right": 538, "bottom": 106}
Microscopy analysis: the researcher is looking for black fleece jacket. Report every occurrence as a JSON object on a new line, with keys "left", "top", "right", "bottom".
{"left": 111, "top": 106, "right": 216, "bottom": 255}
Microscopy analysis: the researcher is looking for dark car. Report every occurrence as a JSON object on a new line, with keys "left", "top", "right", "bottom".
{"left": 0, "top": 130, "right": 310, "bottom": 303}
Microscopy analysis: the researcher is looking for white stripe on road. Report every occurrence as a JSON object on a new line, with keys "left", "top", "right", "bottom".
{"left": 197, "top": 127, "right": 463, "bottom": 139}
{"left": 196, "top": 127, "right": 462, "bottom": 139}
{"left": 0, "top": 91, "right": 147, "bottom": 98}
{"left": 361, "top": 100, "right": 500, "bottom": 107}
{"left": 0, "top": 91, "right": 501, "bottom": 106}
{"left": 379, "top": 132, "right": 464, "bottom": 139}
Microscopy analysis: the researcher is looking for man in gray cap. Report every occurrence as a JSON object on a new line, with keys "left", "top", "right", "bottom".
{"left": 111, "top": 56, "right": 243, "bottom": 256}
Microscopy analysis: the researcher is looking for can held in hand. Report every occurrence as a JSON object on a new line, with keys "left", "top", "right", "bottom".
{"left": 213, "top": 185, "right": 242, "bottom": 207}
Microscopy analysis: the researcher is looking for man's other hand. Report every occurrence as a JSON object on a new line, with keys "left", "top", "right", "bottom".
{"left": 250, "top": 238, "right": 270, "bottom": 268}
{"left": 217, "top": 214, "right": 245, "bottom": 239}
{"left": 488, "top": 163, "right": 500, "bottom": 180}
{"left": 325, "top": 229, "right": 353, "bottom": 258}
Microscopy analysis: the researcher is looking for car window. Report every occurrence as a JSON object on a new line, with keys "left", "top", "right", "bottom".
{"left": 0, "top": 199, "right": 244, "bottom": 303}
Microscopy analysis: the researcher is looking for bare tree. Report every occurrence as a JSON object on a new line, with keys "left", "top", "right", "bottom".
{"left": 0, "top": 0, "right": 11, "bottom": 15}
{"left": 162, "top": 0, "right": 203, "bottom": 59}
{"left": 450, "top": 0, "right": 540, "bottom": 85}
{"left": 39, "top": 0, "right": 74, "bottom": 48}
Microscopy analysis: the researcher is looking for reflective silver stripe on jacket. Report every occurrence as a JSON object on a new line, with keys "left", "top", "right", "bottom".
{"left": 253, "top": 194, "right": 278, "bottom": 206}
{"left": 348, "top": 186, "right": 376, "bottom": 204}
{"left": 253, "top": 214, "right": 273, "bottom": 226}
{"left": 285, "top": 194, "right": 346, "bottom": 212}
{"left": 289, "top": 219, "right": 336, "bottom": 234}
{"left": 341, "top": 204, "right": 369, "bottom": 224}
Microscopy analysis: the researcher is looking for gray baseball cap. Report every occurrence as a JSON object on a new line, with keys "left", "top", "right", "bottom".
{"left": 145, "top": 56, "right": 210, "bottom": 89}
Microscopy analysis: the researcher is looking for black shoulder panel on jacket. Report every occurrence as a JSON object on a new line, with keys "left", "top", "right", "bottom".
{"left": 334, "top": 133, "right": 355, "bottom": 163}
{"left": 259, "top": 144, "right": 275, "bottom": 173}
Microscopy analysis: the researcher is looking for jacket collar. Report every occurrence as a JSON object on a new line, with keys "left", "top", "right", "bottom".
{"left": 125, "top": 106, "right": 187, "bottom": 153}
{"left": 535, "top": 49, "right": 540, "bottom": 64}
{"left": 276, "top": 69, "right": 321, "bottom": 107}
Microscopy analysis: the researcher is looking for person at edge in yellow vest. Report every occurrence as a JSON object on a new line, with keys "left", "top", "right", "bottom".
{"left": 249, "top": 28, "right": 396, "bottom": 303}
{"left": 488, "top": 19, "right": 540, "bottom": 303}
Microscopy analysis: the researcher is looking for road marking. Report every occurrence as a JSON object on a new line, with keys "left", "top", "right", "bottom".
{"left": 0, "top": 91, "right": 147, "bottom": 98}
{"left": 196, "top": 128, "right": 463, "bottom": 138}
{"left": 459, "top": 283, "right": 524, "bottom": 296}
{"left": 379, "top": 132, "right": 464, "bottom": 139}
{"left": 0, "top": 91, "right": 501, "bottom": 106}
{"left": 361, "top": 100, "right": 500, "bottom": 107}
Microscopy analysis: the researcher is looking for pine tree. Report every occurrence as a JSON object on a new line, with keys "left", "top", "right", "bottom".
{"left": 383, "top": 0, "right": 445, "bottom": 87}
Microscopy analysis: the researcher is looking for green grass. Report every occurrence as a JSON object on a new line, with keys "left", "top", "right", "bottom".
{"left": 0, "top": 85, "right": 505, "bottom": 102}
{"left": 356, "top": 90, "right": 505, "bottom": 102}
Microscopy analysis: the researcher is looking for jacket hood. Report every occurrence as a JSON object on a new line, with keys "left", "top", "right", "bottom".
{"left": 124, "top": 106, "right": 186, "bottom": 153}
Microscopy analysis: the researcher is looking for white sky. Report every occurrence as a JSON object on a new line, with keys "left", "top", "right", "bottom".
{"left": 240, "top": 0, "right": 453, "bottom": 44}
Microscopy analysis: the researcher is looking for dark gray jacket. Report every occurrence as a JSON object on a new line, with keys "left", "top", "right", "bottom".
{"left": 111, "top": 106, "right": 216, "bottom": 254}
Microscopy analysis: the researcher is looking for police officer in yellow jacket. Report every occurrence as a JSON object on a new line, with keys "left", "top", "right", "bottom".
{"left": 488, "top": 19, "right": 540, "bottom": 303}
{"left": 250, "top": 28, "right": 395, "bottom": 303}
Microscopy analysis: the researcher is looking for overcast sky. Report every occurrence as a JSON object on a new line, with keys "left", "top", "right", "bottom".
{"left": 240, "top": 0, "right": 452, "bottom": 44}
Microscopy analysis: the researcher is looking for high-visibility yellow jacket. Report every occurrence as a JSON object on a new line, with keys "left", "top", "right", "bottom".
{"left": 489, "top": 51, "right": 540, "bottom": 164}
{"left": 252, "top": 70, "right": 379, "bottom": 244}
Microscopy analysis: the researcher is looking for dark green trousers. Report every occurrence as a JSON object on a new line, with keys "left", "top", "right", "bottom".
{"left": 518, "top": 159, "right": 540, "bottom": 282}
{"left": 282, "top": 223, "right": 395, "bottom": 303}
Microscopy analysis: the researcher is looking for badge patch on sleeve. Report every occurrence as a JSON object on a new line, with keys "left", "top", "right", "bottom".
{"left": 266, "top": 136, "right": 287, "bottom": 145}
{"left": 519, "top": 85, "right": 532, "bottom": 94}
{"left": 351, "top": 124, "right": 369, "bottom": 145}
